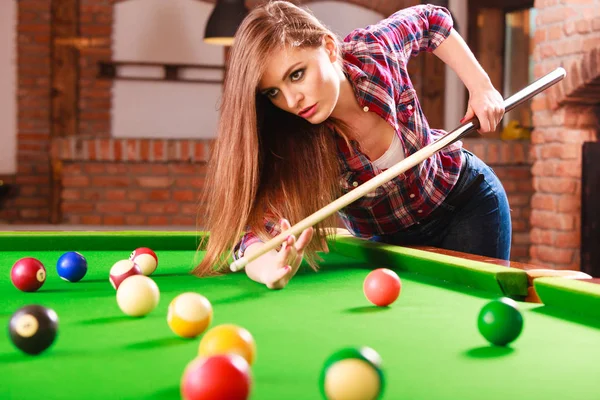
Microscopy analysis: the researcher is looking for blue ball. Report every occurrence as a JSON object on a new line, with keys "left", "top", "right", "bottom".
{"left": 56, "top": 251, "right": 87, "bottom": 282}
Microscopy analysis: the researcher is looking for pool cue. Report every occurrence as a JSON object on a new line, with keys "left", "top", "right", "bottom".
{"left": 230, "top": 67, "right": 566, "bottom": 272}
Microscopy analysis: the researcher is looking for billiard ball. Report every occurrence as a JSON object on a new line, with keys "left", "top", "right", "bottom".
{"left": 320, "top": 346, "right": 384, "bottom": 400}
{"left": 363, "top": 268, "right": 401, "bottom": 307}
{"left": 181, "top": 354, "right": 251, "bottom": 400}
{"left": 116, "top": 275, "right": 160, "bottom": 317}
{"left": 477, "top": 297, "right": 524, "bottom": 346}
{"left": 11, "top": 257, "right": 46, "bottom": 292}
{"left": 8, "top": 304, "right": 58, "bottom": 355}
{"left": 168, "top": 292, "right": 213, "bottom": 338}
{"left": 129, "top": 247, "right": 158, "bottom": 276}
{"left": 109, "top": 259, "right": 142, "bottom": 290}
{"left": 56, "top": 251, "right": 88, "bottom": 282}
{"left": 198, "top": 324, "right": 256, "bottom": 366}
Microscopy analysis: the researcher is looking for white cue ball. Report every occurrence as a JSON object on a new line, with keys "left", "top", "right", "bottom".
{"left": 116, "top": 275, "right": 160, "bottom": 317}
{"left": 324, "top": 359, "right": 381, "bottom": 400}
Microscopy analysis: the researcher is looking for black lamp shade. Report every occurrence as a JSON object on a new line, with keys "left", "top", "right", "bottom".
{"left": 204, "top": 0, "right": 249, "bottom": 46}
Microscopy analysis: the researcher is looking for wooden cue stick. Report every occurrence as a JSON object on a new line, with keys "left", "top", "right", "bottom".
{"left": 230, "top": 67, "right": 567, "bottom": 272}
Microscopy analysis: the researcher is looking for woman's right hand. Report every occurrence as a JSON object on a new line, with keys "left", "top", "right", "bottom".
{"left": 262, "top": 219, "right": 313, "bottom": 290}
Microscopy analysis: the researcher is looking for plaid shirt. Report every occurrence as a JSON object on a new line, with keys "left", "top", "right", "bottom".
{"left": 234, "top": 4, "right": 463, "bottom": 259}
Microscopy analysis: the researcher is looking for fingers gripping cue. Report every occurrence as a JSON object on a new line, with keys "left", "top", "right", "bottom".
{"left": 229, "top": 68, "right": 567, "bottom": 272}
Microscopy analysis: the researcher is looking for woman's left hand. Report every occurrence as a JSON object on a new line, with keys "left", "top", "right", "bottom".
{"left": 461, "top": 85, "right": 505, "bottom": 134}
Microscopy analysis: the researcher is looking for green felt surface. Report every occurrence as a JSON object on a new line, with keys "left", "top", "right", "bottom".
{"left": 534, "top": 277, "right": 600, "bottom": 319}
{"left": 329, "top": 236, "right": 529, "bottom": 298}
{"left": 0, "top": 231, "right": 203, "bottom": 251}
{"left": 1, "top": 233, "right": 599, "bottom": 400}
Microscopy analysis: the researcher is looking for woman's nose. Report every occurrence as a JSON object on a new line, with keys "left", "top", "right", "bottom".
{"left": 284, "top": 90, "right": 303, "bottom": 110}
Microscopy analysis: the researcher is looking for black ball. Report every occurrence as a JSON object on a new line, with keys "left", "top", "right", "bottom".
{"left": 8, "top": 305, "right": 58, "bottom": 355}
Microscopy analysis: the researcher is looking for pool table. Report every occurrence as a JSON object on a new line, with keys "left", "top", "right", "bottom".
{"left": 1, "top": 230, "right": 599, "bottom": 400}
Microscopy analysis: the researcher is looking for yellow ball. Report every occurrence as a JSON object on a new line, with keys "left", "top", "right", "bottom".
{"left": 198, "top": 324, "right": 256, "bottom": 366}
{"left": 116, "top": 275, "right": 160, "bottom": 317}
{"left": 167, "top": 292, "right": 213, "bottom": 338}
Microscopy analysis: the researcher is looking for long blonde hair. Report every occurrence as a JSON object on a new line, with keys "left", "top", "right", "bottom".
{"left": 193, "top": 1, "right": 348, "bottom": 276}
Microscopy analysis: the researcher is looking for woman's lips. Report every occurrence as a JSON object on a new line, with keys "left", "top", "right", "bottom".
{"left": 299, "top": 104, "right": 317, "bottom": 118}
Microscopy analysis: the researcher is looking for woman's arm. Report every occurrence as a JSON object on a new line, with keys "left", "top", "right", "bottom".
{"left": 432, "top": 29, "right": 505, "bottom": 133}
{"left": 361, "top": 5, "right": 504, "bottom": 133}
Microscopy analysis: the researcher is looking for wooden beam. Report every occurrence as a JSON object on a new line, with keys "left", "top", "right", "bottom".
{"left": 51, "top": 0, "right": 80, "bottom": 224}
{"left": 504, "top": 9, "right": 532, "bottom": 128}
{"left": 418, "top": 54, "right": 446, "bottom": 130}
{"left": 51, "top": 0, "right": 79, "bottom": 138}
{"left": 475, "top": 8, "right": 504, "bottom": 137}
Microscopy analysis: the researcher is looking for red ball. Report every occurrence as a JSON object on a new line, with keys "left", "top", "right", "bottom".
{"left": 11, "top": 257, "right": 46, "bottom": 292}
{"left": 363, "top": 268, "right": 401, "bottom": 307}
{"left": 181, "top": 354, "right": 251, "bottom": 400}
{"left": 129, "top": 247, "right": 157, "bottom": 261}
{"left": 129, "top": 247, "right": 158, "bottom": 276}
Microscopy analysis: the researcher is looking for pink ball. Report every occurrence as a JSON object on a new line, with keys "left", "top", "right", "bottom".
{"left": 181, "top": 354, "right": 251, "bottom": 400}
{"left": 363, "top": 268, "right": 401, "bottom": 307}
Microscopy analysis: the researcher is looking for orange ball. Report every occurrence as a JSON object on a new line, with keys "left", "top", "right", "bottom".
{"left": 168, "top": 293, "right": 213, "bottom": 338}
{"left": 363, "top": 268, "right": 401, "bottom": 307}
{"left": 198, "top": 324, "right": 256, "bottom": 366}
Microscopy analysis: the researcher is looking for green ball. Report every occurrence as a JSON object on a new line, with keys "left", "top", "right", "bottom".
{"left": 478, "top": 297, "right": 523, "bottom": 346}
{"left": 319, "top": 347, "right": 384, "bottom": 399}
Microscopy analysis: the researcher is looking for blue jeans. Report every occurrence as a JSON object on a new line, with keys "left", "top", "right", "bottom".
{"left": 370, "top": 149, "right": 512, "bottom": 260}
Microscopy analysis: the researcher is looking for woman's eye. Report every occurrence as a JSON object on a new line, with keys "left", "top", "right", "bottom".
{"left": 266, "top": 88, "right": 279, "bottom": 98}
{"left": 290, "top": 69, "right": 304, "bottom": 81}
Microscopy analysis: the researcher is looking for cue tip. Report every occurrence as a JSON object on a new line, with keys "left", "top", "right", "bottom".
{"left": 230, "top": 258, "right": 248, "bottom": 272}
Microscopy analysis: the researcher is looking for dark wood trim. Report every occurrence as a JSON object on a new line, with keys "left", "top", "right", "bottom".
{"left": 410, "top": 245, "right": 595, "bottom": 276}
{"left": 419, "top": 55, "right": 446, "bottom": 130}
{"left": 410, "top": 243, "right": 595, "bottom": 290}
{"left": 581, "top": 142, "right": 600, "bottom": 277}
{"left": 469, "top": 0, "right": 534, "bottom": 10}
{"left": 97, "top": 61, "right": 225, "bottom": 84}
{"left": 101, "top": 60, "right": 225, "bottom": 69}
{"left": 0, "top": 179, "right": 17, "bottom": 210}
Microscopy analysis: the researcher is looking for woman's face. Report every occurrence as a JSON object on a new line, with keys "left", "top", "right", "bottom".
{"left": 258, "top": 37, "right": 340, "bottom": 124}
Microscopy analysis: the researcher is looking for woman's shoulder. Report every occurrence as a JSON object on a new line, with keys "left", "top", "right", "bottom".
{"left": 341, "top": 5, "right": 429, "bottom": 45}
{"left": 342, "top": 4, "right": 450, "bottom": 49}
{"left": 342, "top": 22, "right": 392, "bottom": 52}
{"left": 340, "top": 24, "right": 405, "bottom": 78}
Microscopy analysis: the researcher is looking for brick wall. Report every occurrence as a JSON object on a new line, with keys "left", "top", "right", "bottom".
{"left": 48, "top": 135, "right": 533, "bottom": 261}
{"left": 4, "top": 0, "right": 418, "bottom": 226}
{"left": 531, "top": 0, "right": 600, "bottom": 269}
{"left": 4, "top": 0, "right": 534, "bottom": 264}
{"left": 1, "top": 0, "right": 53, "bottom": 224}
{"left": 60, "top": 162, "right": 205, "bottom": 226}
{"left": 462, "top": 139, "right": 533, "bottom": 262}
{"left": 51, "top": 136, "right": 211, "bottom": 226}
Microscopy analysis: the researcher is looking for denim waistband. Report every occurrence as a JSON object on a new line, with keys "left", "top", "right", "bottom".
{"left": 415, "top": 149, "right": 484, "bottom": 224}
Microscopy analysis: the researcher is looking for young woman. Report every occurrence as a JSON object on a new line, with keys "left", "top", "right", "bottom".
{"left": 193, "top": 1, "right": 510, "bottom": 289}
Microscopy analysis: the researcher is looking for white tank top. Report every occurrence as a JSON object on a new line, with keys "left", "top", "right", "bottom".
{"left": 372, "top": 133, "right": 405, "bottom": 169}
